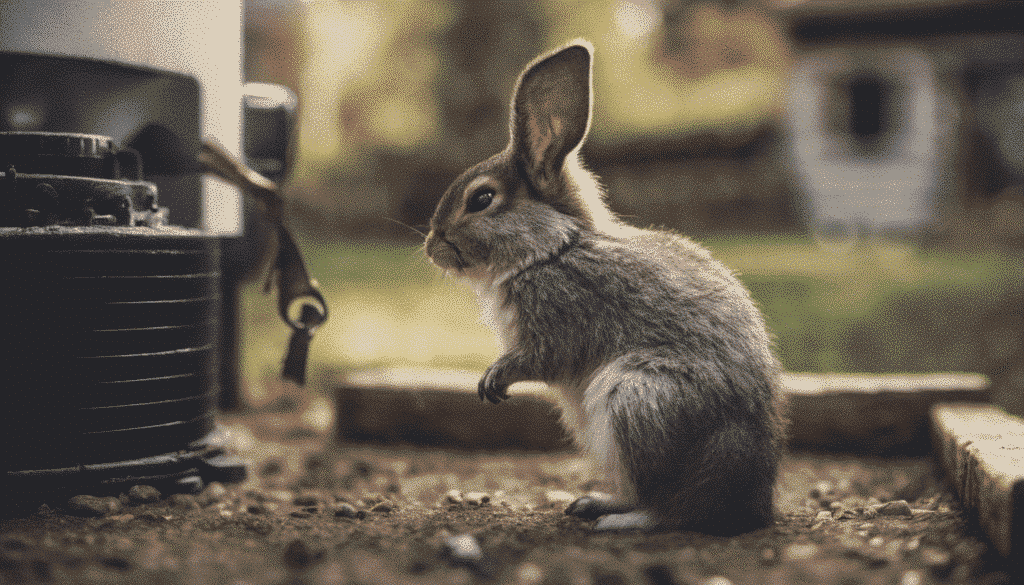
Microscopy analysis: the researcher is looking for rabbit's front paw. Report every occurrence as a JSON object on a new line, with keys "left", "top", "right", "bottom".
{"left": 478, "top": 360, "right": 513, "bottom": 404}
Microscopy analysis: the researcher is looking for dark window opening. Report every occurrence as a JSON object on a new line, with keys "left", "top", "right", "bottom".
{"left": 848, "top": 75, "right": 888, "bottom": 140}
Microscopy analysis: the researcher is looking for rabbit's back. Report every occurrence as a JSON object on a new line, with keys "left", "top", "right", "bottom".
{"left": 501, "top": 228, "right": 776, "bottom": 390}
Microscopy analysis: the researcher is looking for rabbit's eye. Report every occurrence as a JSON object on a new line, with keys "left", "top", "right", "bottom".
{"left": 466, "top": 190, "right": 494, "bottom": 213}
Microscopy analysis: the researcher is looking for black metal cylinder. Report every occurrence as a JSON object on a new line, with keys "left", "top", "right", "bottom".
{"left": 1, "top": 227, "right": 219, "bottom": 470}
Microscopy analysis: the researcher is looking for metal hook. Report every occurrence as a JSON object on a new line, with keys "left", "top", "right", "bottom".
{"left": 198, "top": 139, "right": 328, "bottom": 385}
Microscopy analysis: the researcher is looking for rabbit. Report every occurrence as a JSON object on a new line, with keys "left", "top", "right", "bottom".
{"left": 424, "top": 39, "right": 785, "bottom": 534}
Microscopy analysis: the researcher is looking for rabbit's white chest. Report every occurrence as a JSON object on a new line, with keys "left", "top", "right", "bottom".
{"left": 472, "top": 281, "right": 517, "bottom": 350}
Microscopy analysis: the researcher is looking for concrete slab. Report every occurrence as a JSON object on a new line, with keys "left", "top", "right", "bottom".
{"left": 931, "top": 402, "right": 1024, "bottom": 558}
{"left": 334, "top": 369, "right": 990, "bottom": 454}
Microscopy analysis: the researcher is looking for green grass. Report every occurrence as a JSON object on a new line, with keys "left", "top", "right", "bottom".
{"left": 239, "top": 235, "right": 1024, "bottom": 395}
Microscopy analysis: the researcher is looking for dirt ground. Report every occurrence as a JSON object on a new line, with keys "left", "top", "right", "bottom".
{"left": 1, "top": 402, "right": 1016, "bottom": 585}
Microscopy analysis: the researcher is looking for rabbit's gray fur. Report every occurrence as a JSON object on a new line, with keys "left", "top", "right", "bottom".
{"left": 425, "top": 40, "right": 785, "bottom": 534}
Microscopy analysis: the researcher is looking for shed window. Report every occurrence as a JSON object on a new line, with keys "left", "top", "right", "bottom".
{"left": 848, "top": 76, "right": 888, "bottom": 140}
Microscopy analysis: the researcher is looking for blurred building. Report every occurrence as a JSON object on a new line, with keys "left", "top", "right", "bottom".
{"left": 776, "top": 0, "right": 1024, "bottom": 240}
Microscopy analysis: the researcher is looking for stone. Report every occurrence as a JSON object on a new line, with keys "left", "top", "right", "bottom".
{"left": 67, "top": 495, "right": 121, "bottom": 517}
{"left": 127, "top": 485, "right": 162, "bottom": 504}
{"left": 783, "top": 543, "right": 819, "bottom": 561}
{"left": 931, "top": 402, "right": 1023, "bottom": 557}
{"left": 333, "top": 503, "right": 363, "bottom": 519}
{"left": 464, "top": 492, "right": 490, "bottom": 506}
{"left": 293, "top": 494, "right": 319, "bottom": 507}
{"left": 444, "top": 534, "right": 483, "bottom": 563}
{"left": 199, "top": 482, "right": 228, "bottom": 506}
{"left": 167, "top": 494, "right": 199, "bottom": 509}
{"left": 544, "top": 490, "right": 576, "bottom": 508}
{"left": 283, "top": 539, "right": 322, "bottom": 570}
{"left": 873, "top": 500, "right": 912, "bottom": 517}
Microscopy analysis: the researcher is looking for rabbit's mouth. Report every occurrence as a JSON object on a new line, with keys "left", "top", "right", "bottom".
{"left": 427, "top": 235, "right": 471, "bottom": 272}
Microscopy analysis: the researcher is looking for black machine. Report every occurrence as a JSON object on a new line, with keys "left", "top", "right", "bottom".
{"left": 1, "top": 52, "right": 323, "bottom": 509}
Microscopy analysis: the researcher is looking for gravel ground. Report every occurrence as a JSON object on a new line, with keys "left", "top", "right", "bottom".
{"left": 1, "top": 403, "right": 1016, "bottom": 585}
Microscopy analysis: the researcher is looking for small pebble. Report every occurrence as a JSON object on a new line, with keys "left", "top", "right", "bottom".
{"left": 370, "top": 501, "right": 395, "bottom": 514}
{"left": 128, "top": 485, "right": 162, "bottom": 504}
{"left": 333, "top": 503, "right": 364, "bottom": 519}
{"left": 919, "top": 547, "right": 953, "bottom": 576}
{"left": 814, "top": 510, "right": 832, "bottom": 522}
{"left": 269, "top": 490, "right": 294, "bottom": 502}
{"left": 199, "top": 482, "right": 228, "bottom": 506}
{"left": 445, "top": 490, "right": 464, "bottom": 505}
{"left": 245, "top": 489, "right": 269, "bottom": 502}
{"left": 289, "top": 510, "right": 313, "bottom": 519}
{"left": 283, "top": 539, "right": 322, "bottom": 570}
{"left": 516, "top": 562, "right": 545, "bottom": 585}
{"left": 704, "top": 577, "right": 733, "bottom": 585}
{"left": 810, "top": 481, "right": 834, "bottom": 500}
{"left": 293, "top": 494, "right": 319, "bottom": 507}
{"left": 874, "top": 500, "right": 912, "bottom": 516}
{"left": 360, "top": 495, "right": 385, "bottom": 507}
{"left": 544, "top": 490, "right": 576, "bottom": 508}
{"left": 836, "top": 535, "right": 862, "bottom": 551}
{"left": 67, "top": 495, "right": 122, "bottom": 517}
{"left": 259, "top": 459, "right": 283, "bottom": 477}
{"left": 100, "top": 557, "right": 132, "bottom": 571}
{"left": 167, "top": 493, "right": 199, "bottom": 509}
{"left": 137, "top": 510, "right": 168, "bottom": 522}
{"left": 759, "top": 547, "right": 779, "bottom": 565}
{"left": 444, "top": 534, "right": 483, "bottom": 563}
{"left": 464, "top": 492, "right": 490, "bottom": 506}
{"left": 900, "top": 569, "right": 924, "bottom": 585}
{"left": 784, "top": 543, "right": 819, "bottom": 561}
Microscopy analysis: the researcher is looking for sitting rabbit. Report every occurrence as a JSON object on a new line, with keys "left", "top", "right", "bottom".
{"left": 424, "top": 40, "right": 785, "bottom": 534}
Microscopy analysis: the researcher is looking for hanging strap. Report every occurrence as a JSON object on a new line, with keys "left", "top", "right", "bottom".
{"left": 198, "top": 139, "right": 328, "bottom": 385}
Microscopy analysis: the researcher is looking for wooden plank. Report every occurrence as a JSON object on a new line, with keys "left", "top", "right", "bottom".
{"left": 334, "top": 369, "right": 989, "bottom": 454}
{"left": 783, "top": 372, "right": 989, "bottom": 454}
{"left": 334, "top": 369, "right": 570, "bottom": 451}
{"left": 931, "top": 402, "right": 1023, "bottom": 558}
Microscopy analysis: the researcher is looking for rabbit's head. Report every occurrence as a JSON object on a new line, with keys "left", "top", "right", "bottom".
{"left": 426, "top": 40, "right": 615, "bottom": 283}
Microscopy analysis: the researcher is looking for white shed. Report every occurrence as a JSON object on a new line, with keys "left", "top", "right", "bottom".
{"left": 777, "top": 0, "right": 1024, "bottom": 236}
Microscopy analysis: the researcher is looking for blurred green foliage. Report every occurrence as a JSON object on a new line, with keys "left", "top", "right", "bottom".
{"left": 240, "top": 236, "right": 1024, "bottom": 400}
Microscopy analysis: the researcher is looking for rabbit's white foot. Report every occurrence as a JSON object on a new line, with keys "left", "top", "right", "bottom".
{"left": 593, "top": 511, "right": 656, "bottom": 531}
{"left": 565, "top": 493, "right": 631, "bottom": 520}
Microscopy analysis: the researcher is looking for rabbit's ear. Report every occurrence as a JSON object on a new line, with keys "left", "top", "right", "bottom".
{"left": 510, "top": 41, "right": 592, "bottom": 194}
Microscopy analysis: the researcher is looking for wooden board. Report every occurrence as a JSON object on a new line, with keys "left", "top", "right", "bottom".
{"left": 931, "top": 402, "right": 1024, "bottom": 558}
{"left": 334, "top": 369, "right": 989, "bottom": 454}
{"left": 335, "top": 369, "right": 570, "bottom": 451}
{"left": 784, "top": 372, "right": 990, "bottom": 453}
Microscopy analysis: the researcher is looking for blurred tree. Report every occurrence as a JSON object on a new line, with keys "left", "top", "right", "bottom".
{"left": 395, "top": 1, "right": 546, "bottom": 228}
{"left": 655, "top": 0, "right": 789, "bottom": 79}
{"left": 244, "top": 0, "right": 302, "bottom": 91}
